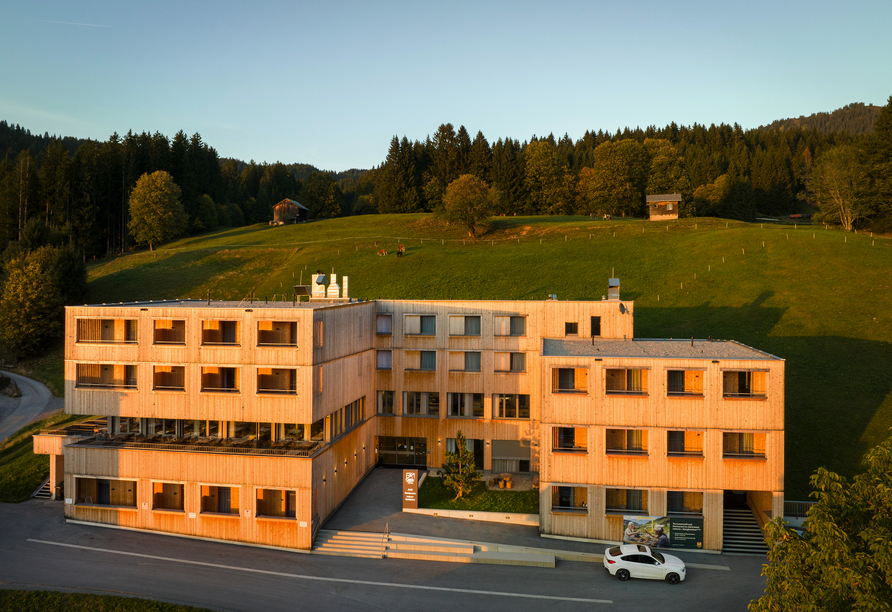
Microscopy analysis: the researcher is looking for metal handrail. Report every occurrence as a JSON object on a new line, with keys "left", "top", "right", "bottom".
{"left": 606, "top": 448, "right": 648, "bottom": 455}
{"left": 605, "top": 389, "right": 647, "bottom": 395}
{"left": 723, "top": 392, "right": 767, "bottom": 398}
{"left": 200, "top": 387, "right": 240, "bottom": 393}
{"left": 667, "top": 450, "right": 704, "bottom": 456}
{"left": 75, "top": 382, "right": 137, "bottom": 390}
{"left": 723, "top": 451, "right": 767, "bottom": 458}
{"left": 70, "top": 438, "right": 318, "bottom": 457}
{"left": 76, "top": 339, "right": 138, "bottom": 345}
{"left": 784, "top": 501, "right": 815, "bottom": 518}
{"left": 552, "top": 388, "right": 587, "bottom": 393}
{"left": 382, "top": 522, "right": 389, "bottom": 558}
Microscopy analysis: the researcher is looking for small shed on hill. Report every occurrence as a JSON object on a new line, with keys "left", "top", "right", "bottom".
{"left": 272, "top": 198, "right": 308, "bottom": 224}
{"left": 646, "top": 194, "right": 682, "bottom": 220}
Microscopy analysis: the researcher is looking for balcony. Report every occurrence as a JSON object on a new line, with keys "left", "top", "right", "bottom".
{"left": 68, "top": 434, "right": 321, "bottom": 457}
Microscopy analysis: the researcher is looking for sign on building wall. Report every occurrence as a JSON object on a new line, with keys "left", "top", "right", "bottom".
{"left": 622, "top": 515, "right": 704, "bottom": 549}
{"left": 402, "top": 469, "right": 419, "bottom": 510}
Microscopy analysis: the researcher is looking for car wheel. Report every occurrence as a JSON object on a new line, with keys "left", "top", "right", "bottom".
{"left": 616, "top": 569, "right": 630, "bottom": 581}
{"left": 666, "top": 573, "right": 680, "bottom": 585}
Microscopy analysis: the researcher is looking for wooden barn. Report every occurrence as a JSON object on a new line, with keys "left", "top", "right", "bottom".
{"left": 646, "top": 194, "right": 682, "bottom": 220}
{"left": 272, "top": 198, "right": 308, "bottom": 224}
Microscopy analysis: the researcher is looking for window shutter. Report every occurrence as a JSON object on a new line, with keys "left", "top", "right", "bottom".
{"left": 405, "top": 315, "right": 420, "bottom": 335}
{"left": 449, "top": 352, "right": 463, "bottom": 371}
{"left": 494, "top": 352, "right": 510, "bottom": 371}
{"left": 449, "top": 316, "right": 464, "bottom": 336}
{"left": 494, "top": 316, "right": 510, "bottom": 336}
{"left": 577, "top": 369, "right": 588, "bottom": 391}
{"left": 575, "top": 427, "right": 587, "bottom": 448}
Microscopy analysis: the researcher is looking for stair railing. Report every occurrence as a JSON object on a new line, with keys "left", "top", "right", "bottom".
{"left": 381, "top": 522, "right": 389, "bottom": 559}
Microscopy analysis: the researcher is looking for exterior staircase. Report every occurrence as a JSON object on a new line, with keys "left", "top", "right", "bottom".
{"left": 32, "top": 477, "right": 53, "bottom": 499}
{"left": 313, "top": 529, "right": 556, "bottom": 567}
{"left": 722, "top": 508, "right": 769, "bottom": 555}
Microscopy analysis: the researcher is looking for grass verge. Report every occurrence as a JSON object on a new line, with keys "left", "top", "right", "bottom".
{"left": 419, "top": 476, "right": 539, "bottom": 514}
{"left": 1, "top": 343, "right": 65, "bottom": 397}
{"left": 0, "top": 413, "right": 88, "bottom": 503}
{"left": 0, "top": 590, "right": 213, "bottom": 612}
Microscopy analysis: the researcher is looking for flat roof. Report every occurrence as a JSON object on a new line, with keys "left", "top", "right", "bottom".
{"left": 646, "top": 194, "right": 682, "bottom": 202}
{"left": 542, "top": 338, "right": 781, "bottom": 361}
{"left": 75, "top": 299, "right": 360, "bottom": 310}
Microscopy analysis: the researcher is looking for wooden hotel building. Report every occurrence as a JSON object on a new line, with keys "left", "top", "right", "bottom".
{"left": 36, "top": 276, "right": 784, "bottom": 552}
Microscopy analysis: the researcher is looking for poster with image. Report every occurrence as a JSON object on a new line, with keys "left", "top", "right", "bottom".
{"left": 622, "top": 515, "right": 704, "bottom": 549}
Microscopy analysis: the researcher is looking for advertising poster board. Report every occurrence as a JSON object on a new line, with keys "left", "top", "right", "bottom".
{"left": 622, "top": 515, "right": 704, "bottom": 549}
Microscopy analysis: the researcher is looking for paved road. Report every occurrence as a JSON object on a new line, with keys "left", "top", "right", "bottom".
{"left": 0, "top": 371, "right": 54, "bottom": 443}
{"left": 0, "top": 500, "right": 768, "bottom": 611}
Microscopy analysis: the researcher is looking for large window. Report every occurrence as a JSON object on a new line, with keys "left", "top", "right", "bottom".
{"left": 552, "top": 486, "right": 588, "bottom": 513}
{"left": 606, "top": 368, "right": 648, "bottom": 395}
{"left": 377, "top": 390, "right": 394, "bottom": 415}
{"left": 449, "top": 315, "right": 481, "bottom": 336}
{"left": 405, "top": 351, "right": 436, "bottom": 371}
{"left": 376, "top": 314, "right": 392, "bottom": 335}
{"left": 667, "top": 491, "right": 703, "bottom": 516}
{"left": 75, "top": 478, "right": 136, "bottom": 507}
{"left": 553, "top": 427, "right": 587, "bottom": 452}
{"left": 552, "top": 368, "right": 588, "bottom": 393}
{"left": 152, "top": 482, "right": 184, "bottom": 511}
{"left": 329, "top": 397, "right": 365, "bottom": 439}
{"left": 606, "top": 429, "right": 648, "bottom": 455}
{"left": 256, "top": 488, "right": 296, "bottom": 519}
{"left": 404, "top": 391, "right": 439, "bottom": 416}
{"left": 494, "top": 315, "right": 526, "bottom": 336}
{"left": 201, "top": 367, "right": 239, "bottom": 393}
{"left": 376, "top": 350, "right": 392, "bottom": 370}
{"left": 201, "top": 485, "right": 239, "bottom": 515}
{"left": 494, "top": 394, "right": 530, "bottom": 419}
{"left": 606, "top": 488, "right": 648, "bottom": 513}
{"left": 667, "top": 431, "right": 704, "bottom": 457}
{"left": 449, "top": 351, "right": 481, "bottom": 372}
{"left": 153, "top": 320, "right": 185, "bottom": 345}
{"left": 494, "top": 352, "right": 525, "bottom": 372}
{"left": 202, "top": 320, "right": 239, "bottom": 345}
{"left": 405, "top": 314, "right": 436, "bottom": 335}
{"left": 667, "top": 370, "right": 704, "bottom": 396}
{"left": 723, "top": 432, "right": 766, "bottom": 458}
{"left": 448, "top": 392, "right": 483, "bottom": 417}
{"left": 257, "top": 321, "right": 297, "bottom": 346}
{"left": 76, "top": 364, "right": 137, "bottom": 390}
{"left": 722, "top": 371, "right": 767, "bottom": 398}
{"left": 77, "top": 319, "right": 138, "bottom": 344}
{"left": 153, "top": 366, "right": 184, "bottom": 391}
{"left": 256, "top": 368, "right": 297, "bottom": 394}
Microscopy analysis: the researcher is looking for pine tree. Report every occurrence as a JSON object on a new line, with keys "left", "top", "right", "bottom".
{"left": 441, "top": 430, "right": 479, "bottom": 500}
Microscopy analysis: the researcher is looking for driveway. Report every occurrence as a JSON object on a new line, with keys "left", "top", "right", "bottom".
{"left": 0, "top": 370, "right": 57, "bottom": 443}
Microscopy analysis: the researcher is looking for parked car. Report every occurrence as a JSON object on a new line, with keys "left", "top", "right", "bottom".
{"left": 603, "top": 544, "right": 686, "bottom": 584}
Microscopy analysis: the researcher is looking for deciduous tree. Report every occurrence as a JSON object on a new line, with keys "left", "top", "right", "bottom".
{"left": 0, "top": 252, "right": 63, "bottom": 357}
{"left": 128, "top": 171, "right": 187, "bottom": 251}
{"left": 440, "top": 174, "right": 499, "bottom": 237}
{"left": 810, "top": 145, "right": 868, "bottom": 231}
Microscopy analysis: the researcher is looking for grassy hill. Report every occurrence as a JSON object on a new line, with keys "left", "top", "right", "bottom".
{"left": 86, "top": 214, "right": 892, "bottom": 499}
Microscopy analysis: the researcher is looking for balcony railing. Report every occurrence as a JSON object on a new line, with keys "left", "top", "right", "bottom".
{"left": 553, "top": 445, "right": 587, "bottom": 453}
{"left": 257, "top": 388, "right": 298, "bottom": 395}
{"left": 606, "top": 389, "right": 646, "bottom": 395}
{"left": 551, "top": 506, "right": 588, "bottom": 514}
{"left": 723, "top": 392, "right": 767, "bottom": 398}
{"left": 69, "top": 435, "right": 320, "bottom": 457}
{"left": 667, "top": 450, "right": 704, "bottom": 457}
{"left": 76, "top": 382, "right": 137, "bottom": 390}
{"left": 606, "top": 448, "right": 648, "bottom": 455}
{"left": 552, "top": 387, "right": 586, "bottom": 394}
{"left": 784, "top": 500, "right": 815, "bottom": 518}
{"left": 723, "top": 451, "right": 767, "bottom": 459}
{"left": 201, "top": 387, "right": 240, "bottom": 393}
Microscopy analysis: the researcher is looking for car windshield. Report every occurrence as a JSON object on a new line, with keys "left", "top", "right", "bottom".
{"left": 652, "top": 551, "right": 665, "bottom": 563}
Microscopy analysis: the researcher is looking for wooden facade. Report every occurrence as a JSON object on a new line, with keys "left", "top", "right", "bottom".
{"left": 36, "top": 281, "right": 783, "bottom": 552}
{"left": 646, "top": 194, "right": 682, "bottom": 220}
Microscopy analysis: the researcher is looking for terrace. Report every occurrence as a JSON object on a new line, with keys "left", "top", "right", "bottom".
{"left": 67, "top": 433, "right": 322, "bottom": 457}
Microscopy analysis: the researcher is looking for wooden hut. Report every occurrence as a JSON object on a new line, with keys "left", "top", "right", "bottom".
{"left": 272, "top": 198, "right": 308, "bottom": 224}
{"left": 646, "top": 194, "right": 682, "bottom": 220}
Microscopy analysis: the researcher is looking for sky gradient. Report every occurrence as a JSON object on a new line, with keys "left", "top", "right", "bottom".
{"left": 1, "top": 0, "right": 890, "bottom": 171}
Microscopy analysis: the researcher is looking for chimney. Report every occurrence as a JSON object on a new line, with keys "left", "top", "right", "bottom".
{"left": 327, "top": 274, "right": 340, "bottom": 298}
{"left": 312, "top": 272, "right": 327, "bottom": 299}
{"left": 608, "top": 278, "right": 620, "bottom": 301}
{"left": 342, "top": 276, "right": 349, "bottom": 299}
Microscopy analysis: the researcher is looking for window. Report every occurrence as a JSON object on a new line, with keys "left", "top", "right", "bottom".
{"left": 77, "top": 319, "right": 138, "bottom": 344}
{"left": 310, "top": 418, "right": 325, "bottom": 441}
{"left": 257, "top": 368, "right": 297, "bottom": 394}
{"left": 376, "top": 350, "right": 392, "bottom": 370}
{"left": 723, "top": 371, "right": 767, "bottom": 398}
{"left": 552, "top": 486, "right": 588, "bottom": 513}
{"left": 449, "top": 315, "right": 481, "bottom": 336}
{"left": 256, "top": 488, "right": 296, "bottom": 519}
{"left": 327, "top": 399, "right": 364, "bottom": 438}
{"left": 257, "top": 321, "right": 297, "bottom": 346}
{"left": 667, "top": 491, "right": 703, "bottom": 515}
{"left": 464, "top": 352, "right": 481, "bottom": 372}
{"left": 150, "top": 418, "right": 178, "bottom": 436}
{"left": 491, "top": 439, "right": 531, "bottom": 473}
{"left": 152, "top": 482, "right": 184, "bottom": 511}
{"left": 565, "top": 322, "right": 579, "bottom": 336}
{"left": 76, "top": 364, "right": 137, "bottom": 389}
{"left": 420, "top": 351, "right": 436, "bottom": 371}
{"left": 494, "top": 394, "right": 530, "bottom": 419}
{"left": 153, "top": 320, "right": 185, "bottom": 344}
{"left": 201, "top": 485, "right": 239, "bottom": 515}
{"left": 552, "top": 368, "right": 588, "bottom": 393}
{"left": 446, "top": 437, "right": 484, "bottom": 469}
{"left": 182, "top": 420, "right": 207, "bottom": 438}
{"left": 202, "top": 320, "right": 239, "bottom": 345}
{"left": 553, "top": 427, "right": 587, "bottom": 452}
{"left": 494, "top": 352, "right": 525, "bottom": 372}
{"left": 606, "top": 368, "right": 648, "bottom": 395}
{"left": 449, "top": 351, "right": 480, "bottom": 372}
{"left": 201, "top": 367, "right": 239, "bottom": 393}
{"left": 405, "top": 315, "right": 436, "bottom": 335}
{"left": 75, "top": 478, "right": 136, "bottom": 507}
{"left": 404, "top": 391, "right": 439, "bottom": 416}
{"left": 667, "top": 431, "right": 703, "bottom": 457}
{"left": 495, "top": 315, "right": 526, "bottom": 336}
{"left": 448, "top": 392, "right": 483, "bottom": 417}
{"left": 591, "top": 316, "right": 601, "bottom": 337}
{"left": 115, "top": 417, "right": 140, "bottom": 434}
{"left": 153, "top": 366, "right": 184, "bottom": 391}
{"left": 606, "top": 488, "right": 648, "bottom": 513}
{"left": 376, "top": 314, "right": 392, "bottom": 335}
{"left": 377, "top": 390, "right": 394, "bottom": 415}
{"left": 723, "top": 432, "right": 766, "bottom": 458}
{"left": 606, "top": 429, "right": 648, "bottom": 455}
{"left": 667, "top": 370, "right": 704, "bottom": 396}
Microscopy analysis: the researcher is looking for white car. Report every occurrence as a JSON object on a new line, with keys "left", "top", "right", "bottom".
{"left": 603, "top": 544, "right": 686, "bottom": 584}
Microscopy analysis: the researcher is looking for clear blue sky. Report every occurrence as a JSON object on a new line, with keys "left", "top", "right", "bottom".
{"left": 1, "top": 0, "right": 890, "bottom": 171}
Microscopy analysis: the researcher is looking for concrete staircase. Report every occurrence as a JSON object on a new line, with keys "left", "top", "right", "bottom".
{"left": 722, "top": 508, "right": 768, "bottom": 555}
{"left": 313, "top": 529, "right": 556, "bottom": 567}
{"left": 32, "top": 477, "right": 52, "bottom": 499}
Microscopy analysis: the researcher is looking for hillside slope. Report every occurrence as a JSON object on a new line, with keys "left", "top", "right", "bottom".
{"left": 759, "top": 102, "right": 882, "bottom": 135}
{"left": 87, "top": 214, "right": 892, "bottom": 499}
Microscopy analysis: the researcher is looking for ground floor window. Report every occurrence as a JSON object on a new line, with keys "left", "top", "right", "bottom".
{"left": 256, "top": 488, "right": 296, "bottom": 518}
{"left": 606, "top": 488, "right": 648, "bottom": 513}
{"left": 201, "top": 485, "right": 239, "bottom": 514}
{"left": 552, "top": 486, "right": 587, "bottom": 513}
{"left": 152, "top": 482, "right": 184, "bottom": 511}
{"left": 75, "top": 478, "right": 136, "bottom": 506}
{"left": 667, "top": 491, "right": 703, "bottom": 515}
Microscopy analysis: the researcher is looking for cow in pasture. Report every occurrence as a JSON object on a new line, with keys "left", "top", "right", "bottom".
{"left": 378, "top": 248, "right": 387, "bottom": 256}
{"left": 397, "top": 244, "right": 405, "bottom": 258}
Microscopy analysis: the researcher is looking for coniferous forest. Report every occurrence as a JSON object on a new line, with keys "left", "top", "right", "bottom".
{"left": 1, "top": 98, "right": 891, "bottom": 263}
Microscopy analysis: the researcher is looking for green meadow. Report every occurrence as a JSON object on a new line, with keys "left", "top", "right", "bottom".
{"left": 81, "top": 214, "right": 892, "bottom": 499}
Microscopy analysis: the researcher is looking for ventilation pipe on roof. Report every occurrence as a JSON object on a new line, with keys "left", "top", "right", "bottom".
{"left": 312, "top": 271, "right": 326, "bottom": 299}
{"left": 342, "top": 276, "right": 349, "bottom": 300}
{"left": 327, "top": 274, "right": 340, "bottom": 298}
{"left": 608, "top": 278, "right": 620, "bottom": 301}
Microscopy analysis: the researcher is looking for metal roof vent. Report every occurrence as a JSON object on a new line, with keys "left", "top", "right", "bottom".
{"left": 608, "top": 278, "right": 620, "bottom": 301}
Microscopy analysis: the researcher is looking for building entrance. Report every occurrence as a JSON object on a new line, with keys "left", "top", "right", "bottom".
{"left": 377, "top": 437, "right": 428, "bottom": 467}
